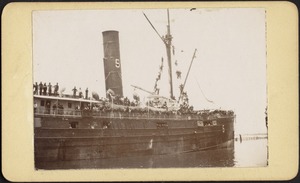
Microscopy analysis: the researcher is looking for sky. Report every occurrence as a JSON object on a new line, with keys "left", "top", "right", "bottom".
{"left": 33, "top": 8, "right": 267, "bottom": 134}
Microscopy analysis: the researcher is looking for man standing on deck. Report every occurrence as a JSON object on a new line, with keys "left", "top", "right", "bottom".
{"left": 39, "top": 82, "right": 43, "bottom": 95}
{"left": 79, "top": 88, "right": 83, "bottom": 98}
{"left": 33, "top": 82, "right": 38, "bottom": 95}
{"left": 72, "top": 86, "right": 77, "bottom": 98}
{"left": 48, "top": 82, "right": 52, "bottom": 96}
{"left": 85, "top": 88, "right": 89, "bottom": 99}
{"left": 52, "top": 104, "right": 57, "bottom": 114}
{"left": 43, "top": 83, "right": 47, "bottom": 95}
{"left": 46, "top": 101, "right": 50, "bottom": 114}
{"left": 54, "top": 83, "right": 59, "bottom": 96}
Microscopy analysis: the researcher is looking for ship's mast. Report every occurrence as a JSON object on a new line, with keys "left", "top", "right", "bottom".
{"left": 143, "top": 9, "right": 174, "bottom": 99}
{"left": 165, "top": 9, "right": 174, "bottom": 99}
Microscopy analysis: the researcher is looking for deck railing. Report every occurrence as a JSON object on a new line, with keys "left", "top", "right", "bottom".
{"left": 34, "top": 107, "right": 233, "bottom": 121}
{"left": 34, "top": 108, "right": 82, "bottom": 117}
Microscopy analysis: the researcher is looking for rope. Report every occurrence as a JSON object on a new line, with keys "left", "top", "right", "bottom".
{"left": 194, "top": 77, "right": 214, "bottom": 104}
{"left": 143, "top": 12, "right": 166, "bottom": 44}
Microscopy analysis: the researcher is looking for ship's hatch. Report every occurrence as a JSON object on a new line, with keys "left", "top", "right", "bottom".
{"left": 69, "top": 121, "right": 78, "bottom": 129}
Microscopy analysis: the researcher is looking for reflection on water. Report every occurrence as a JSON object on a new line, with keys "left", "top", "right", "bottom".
{"left": 234, "top": 138, "right": 268, "bottom": 167}
{"left": 37, "top": 139, "right": 268, "bottom": 169}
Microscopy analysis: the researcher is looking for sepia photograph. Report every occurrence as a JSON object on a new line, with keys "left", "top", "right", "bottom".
{"left": 32, "top": 8, "right": 268, "bottom": 170}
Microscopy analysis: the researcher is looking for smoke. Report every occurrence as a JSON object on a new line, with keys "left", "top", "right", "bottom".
{"left": 59, "top": 87, "right": 66, "bottom": 97}
{"left": 92, "top": 91, "right": 100, "bottom": 100}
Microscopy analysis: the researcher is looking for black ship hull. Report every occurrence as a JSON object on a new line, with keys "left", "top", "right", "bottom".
{"left": 34, "top": 115, "right": 234, "bottom": 168}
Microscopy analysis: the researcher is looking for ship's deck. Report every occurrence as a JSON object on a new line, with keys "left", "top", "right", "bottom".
{"left": 34, "top": 108, "right": 234, "bottom": 121}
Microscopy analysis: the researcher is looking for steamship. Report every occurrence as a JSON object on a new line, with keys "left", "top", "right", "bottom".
{"left": 34, "top": 10, "right": 235, "bottom": 168}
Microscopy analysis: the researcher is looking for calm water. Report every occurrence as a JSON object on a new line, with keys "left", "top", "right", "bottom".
{"left": 37, "top": 138, "right": 268, "bottom": 169}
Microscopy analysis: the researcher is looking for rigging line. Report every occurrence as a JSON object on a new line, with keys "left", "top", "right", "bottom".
{"left": 178, "top": 49, "right": 197, "bottom": 102}
{"left": 194, "top": 77, "right": 214, "bottom": 104}
{"left": 142, "top": 12, "right": 166, "bottom": 44}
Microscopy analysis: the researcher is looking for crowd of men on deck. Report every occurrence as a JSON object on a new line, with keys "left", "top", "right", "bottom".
{"left": 72, "top": 86, "right": 89, "bottom": 99}
{"left": 33, "top": 82, "right": 89, "bottom": 99}
{"left": 33, "top": 82, "right": 59, "bottom": 96}
{"left": 33, "top": 82, "right": 234, "bottom": 118}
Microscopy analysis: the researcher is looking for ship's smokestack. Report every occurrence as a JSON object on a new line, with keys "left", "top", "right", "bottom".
{"left": 102, "top": 30, "right": 123, "bottom": 97}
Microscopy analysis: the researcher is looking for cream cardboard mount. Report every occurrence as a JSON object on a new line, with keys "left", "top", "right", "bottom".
{"left": 2, "top": 1, "right": 298, "bottom": 182}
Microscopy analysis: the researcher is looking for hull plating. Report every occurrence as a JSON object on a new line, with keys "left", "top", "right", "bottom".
{"left": 34, "top": 116, "right": 234, "bottom": 167}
